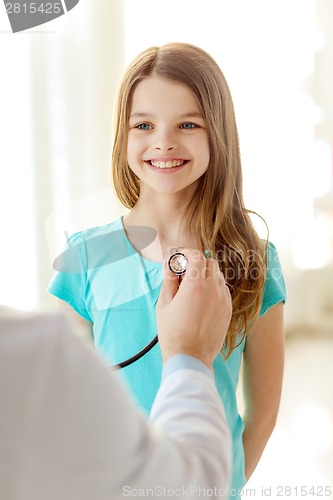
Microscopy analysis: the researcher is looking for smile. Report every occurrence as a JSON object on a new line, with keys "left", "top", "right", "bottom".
{"left": 145, "top": 159, "right": 189, "bottom": 169}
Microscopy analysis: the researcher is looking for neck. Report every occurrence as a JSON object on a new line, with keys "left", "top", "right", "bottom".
{"left": 123, "top": 191, "right": 198, "bottom": 258}
{"left": 128, "top": 190, "right": 192, "bottom": 236}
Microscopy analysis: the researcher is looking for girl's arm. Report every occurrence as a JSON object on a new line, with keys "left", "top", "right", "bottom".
{"left": 242, "top": 301, "right": 285, "bottom": 481}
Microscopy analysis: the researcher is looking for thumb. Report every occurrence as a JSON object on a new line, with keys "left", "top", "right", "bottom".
{"left": 158, "top": 254, "right": 179, "bottom": 305}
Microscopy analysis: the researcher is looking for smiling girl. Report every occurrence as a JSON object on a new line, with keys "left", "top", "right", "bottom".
{"left": 49, "top": 43, "right": 286, "bottom": 499}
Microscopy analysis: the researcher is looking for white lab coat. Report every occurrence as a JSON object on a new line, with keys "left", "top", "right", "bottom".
{"left": 0, "top": 308, "right": 231, "bottom": 499}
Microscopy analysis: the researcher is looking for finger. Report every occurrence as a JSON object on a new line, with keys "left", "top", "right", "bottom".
{"left": 206, "top": 258, "right": 231, "bottom": 302}
{"left": 220, "top": 271, "right": 232, "bottom": 303}
{"left": 219, "top": 269, "right": 229, "bottom": 289}
{"left": 205, "top": 257, "right": 220, "bottom": 281}
{"left": 158, "top": 253, "right": 180, "bottom": 305}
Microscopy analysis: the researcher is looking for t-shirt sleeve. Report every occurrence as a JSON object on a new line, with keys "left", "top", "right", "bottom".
{"left": 260, "top": 241, "right": 287, "bottom": 317}
{"left": 48, "top": 231, "right": 92, "bottom": 322}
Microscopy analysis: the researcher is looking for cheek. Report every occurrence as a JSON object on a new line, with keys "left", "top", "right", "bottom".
{"left": 127, "top": 137, "right": 137, "bottom": 165}
{"left": 126, "top": 141, "right": 143, "bottom": 178}
{"left": 127, "top": 135, "right": 144, "bottom": 160}
{"left": 198, "top": 140, "right": 210, "bottom": 168}
{"left": 188, "top": 133, "right": 210, "bottom": 165}
{"left": 203, "top": 142, "right": 210, "bottom": 160}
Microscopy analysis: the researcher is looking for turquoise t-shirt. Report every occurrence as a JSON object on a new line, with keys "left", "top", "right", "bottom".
{"left": 48, "top": 216, "right": 286, "bottom": 498}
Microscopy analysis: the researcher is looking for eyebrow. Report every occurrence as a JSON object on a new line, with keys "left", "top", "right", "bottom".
{"left": 129, "top": 112, "right": 204, "bottom": 119}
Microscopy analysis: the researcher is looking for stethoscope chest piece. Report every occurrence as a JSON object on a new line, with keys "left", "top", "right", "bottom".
{"left": 115, "top": 247, "right": 188, "bottom": 369}
{"left": 168, "top": 248, "right": 188, "bottom": 276}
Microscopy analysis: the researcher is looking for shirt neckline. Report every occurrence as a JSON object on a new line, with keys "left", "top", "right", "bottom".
{"left": 118, "top": 216, "right": 163, "bottom": 269}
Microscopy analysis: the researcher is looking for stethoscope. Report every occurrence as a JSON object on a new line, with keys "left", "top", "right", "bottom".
{"left": 115, "top": 249, "right": 188, "bottom": 369}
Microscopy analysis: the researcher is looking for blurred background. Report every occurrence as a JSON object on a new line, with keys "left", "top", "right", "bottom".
{"left": 0, "top": 0, "right": 332, "bottom": 496}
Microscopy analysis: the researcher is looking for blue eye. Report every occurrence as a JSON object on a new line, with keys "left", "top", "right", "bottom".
{"left": 180, "top": 122, "right": 197, "bottom": 129}
{"left": 136, "top": 123, "right": 153, "bottom": 130}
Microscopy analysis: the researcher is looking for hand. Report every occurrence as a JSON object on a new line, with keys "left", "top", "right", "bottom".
{"left": 156, "top": 248, "right": 232, "bottom": 368}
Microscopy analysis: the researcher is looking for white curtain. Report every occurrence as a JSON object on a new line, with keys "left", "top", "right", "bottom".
{"left": 0, "top": 0, "right": 125, "bottom": 310}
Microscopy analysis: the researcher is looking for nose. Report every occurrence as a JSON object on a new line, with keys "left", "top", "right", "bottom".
{"left": 153, "top": 128, "right": 178, "bottom": 152}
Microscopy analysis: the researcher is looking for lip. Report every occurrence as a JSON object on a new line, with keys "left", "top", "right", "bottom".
{"left": 146, "top": 157, "right": 189, "bottom": 163}
{"left": 144, "top": 158, "right": 190, "bottom": 174}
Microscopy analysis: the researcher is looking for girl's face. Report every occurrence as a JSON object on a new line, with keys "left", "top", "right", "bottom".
{"left": 127, "top": 75, "right": 210, "bottom": 198}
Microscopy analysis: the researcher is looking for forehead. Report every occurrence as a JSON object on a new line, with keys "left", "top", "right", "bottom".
{"left": 130, "top": 75, "right": 201, "bottom": 114}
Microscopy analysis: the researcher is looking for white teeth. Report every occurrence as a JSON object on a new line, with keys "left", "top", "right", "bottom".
{"left": 150, "top": 160, "right": 186, "bottom": 169}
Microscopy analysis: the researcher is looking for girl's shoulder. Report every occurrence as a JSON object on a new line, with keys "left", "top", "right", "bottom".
{"left": 55, "top": 218, "right": 124, "bottom": 273}
{"left": 262, "top": 240, "right": 284, "bottom": 278}
{"left": 66, "top": 217, "right": 123, "bottom": 246}
{"left": 260, "top": 240, "right": 287, "bottom": 316}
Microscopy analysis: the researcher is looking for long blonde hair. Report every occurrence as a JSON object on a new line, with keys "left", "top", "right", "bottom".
{"left": 112, "top": 43, "right": 267, "bottom": 358}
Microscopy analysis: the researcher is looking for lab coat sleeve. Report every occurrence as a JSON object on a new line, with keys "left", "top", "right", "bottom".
{"left": 0, "top": 310, "right": 231, "bottom": 500}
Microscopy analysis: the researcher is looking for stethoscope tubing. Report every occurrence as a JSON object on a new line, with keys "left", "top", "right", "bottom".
{"left": 115, "top": 335, "right": 158, "bottom": 369}
{"left": 113, "top": 250, "right": 187, "bottom": 369}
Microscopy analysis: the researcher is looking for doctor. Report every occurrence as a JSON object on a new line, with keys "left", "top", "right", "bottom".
{"left": 0, "top": 249, "right": 232, "bottom": 500}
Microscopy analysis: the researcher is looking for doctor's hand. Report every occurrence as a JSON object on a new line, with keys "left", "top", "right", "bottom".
{"left": 156, "top": 249, "right": 232, "bottom": 369}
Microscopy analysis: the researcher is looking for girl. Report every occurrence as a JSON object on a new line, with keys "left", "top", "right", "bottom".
{"left": 49, "top": 43, "right": 286, "bottom": 498}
